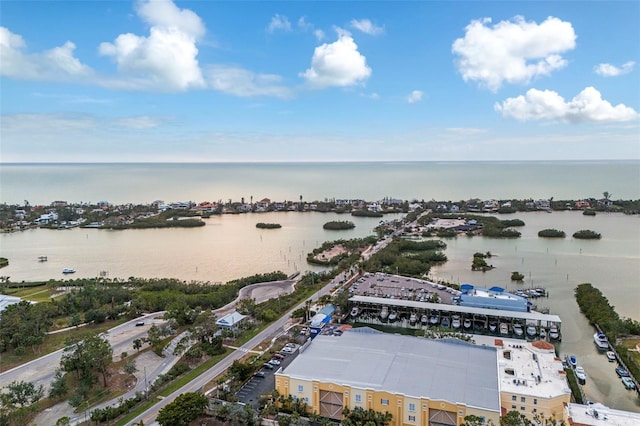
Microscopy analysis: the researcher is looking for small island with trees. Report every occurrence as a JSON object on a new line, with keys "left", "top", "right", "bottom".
{"left": 472, "top": 252, "right": 494, "bottom": 271}
{"left": 323, "top": 220, "right": 355, "bottom": 230}
{"left": 573, "top": 229, "right": 602, "bottom": 239}
{"left": 538, "top": 228, "right": 566, "bottom": 238}
{"left": 256, "top": 223, "right": 281, "bottom": 229}
{"left": 511, "top": 271, "right": 525, "bottom": 281}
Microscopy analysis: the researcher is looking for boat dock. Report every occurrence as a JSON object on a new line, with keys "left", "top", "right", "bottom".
{"left": 595, "top": 324, "right": 640, "bottom": 397}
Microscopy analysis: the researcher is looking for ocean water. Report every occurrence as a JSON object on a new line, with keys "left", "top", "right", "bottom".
{"left": 1, "top": 160, "right": 638, "bottom": 206}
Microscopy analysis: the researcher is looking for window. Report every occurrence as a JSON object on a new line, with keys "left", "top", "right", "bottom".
{"left": 511, "top": 395, "right": 517, "bottom": 401}
{"left": 533, "top": 399, "right": 538, "bottom": 405}
{"left": 521, "top": 396, "right": 526, "bottom": 403}
{"left": 355, "top": 394, "right": 362, "bottom": 403}
{"left": 304, "top": 397, "right": 309, "bottom": 403}
{"left": 298, "top": 385, "right": 303, "bottom": 393}
{"left": 533, "top": 408, "right": 537, "bottom": 413}
{"left": 408, "top": 415, "right": 416, "bottom": 422}
{"left": 511, "top": 405, "right": 516, "bottom": 410}
{"left": 409, "top": 403, "right": 416, "bottom": 412}
{"left": 381, "top": 399, "right": 389, "bottom": 406}
{"left": 521, "top": 406, "right": 525, "bottom": 411}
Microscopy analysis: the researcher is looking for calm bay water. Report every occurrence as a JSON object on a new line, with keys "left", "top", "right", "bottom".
{"left": 1, "top": 161, "right": 639, "bottom": 410}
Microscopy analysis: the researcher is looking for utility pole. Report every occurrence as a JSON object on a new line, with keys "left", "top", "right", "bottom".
{"left": 144, "top": 366, "right": 148, "bottom": 400}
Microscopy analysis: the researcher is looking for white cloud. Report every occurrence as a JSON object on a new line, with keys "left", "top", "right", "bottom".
{"left": 314, "top": 29, "right": 325, "bottom": 41}
{"left": 594, "top": 61, "right": 635, "bottom": 77}
{"left": 267, "top": 14, "right": 292, "bottom": 33}
{"left": 452, "top": 16, "right": 576, "bottom": 91}
{"left": 99, "top": 0, "right": 205, "bottom": 91}
{"left": 407, "top": 90, "right": 423, "bottom": 104}
{"left": 446, "top": 127, "right": 488, "bottom": 136}
{"left": 495, "top": 86, "right": 639, "bottom": 123}
{"left": 207, "top": 65, "right": 293, "bottom": 98}
{"left": 0, "top": 26, "right": 92, "bottom": 81}
{"left": 350, "top": 19, "right": 384, "bottom": 36}
{"left": 300, "top": 30, "right": 371, "bottom": 88}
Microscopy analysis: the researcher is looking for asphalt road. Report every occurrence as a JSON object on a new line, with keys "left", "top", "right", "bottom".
{"left": 128, "top": 276, "right": 342, "bottom": 425}
{"left": 0, "top": 311, "right": 165, "bottom": 392}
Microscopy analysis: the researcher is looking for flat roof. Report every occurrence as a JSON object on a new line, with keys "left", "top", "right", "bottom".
{"left": 349, "top": 295, "right": 561, "bottom": 324}
{"left": 279, "top": 329, "right": 501, "bottom": 412}
{"left": 567, "top": 402, "right": 640, "bottom": 426}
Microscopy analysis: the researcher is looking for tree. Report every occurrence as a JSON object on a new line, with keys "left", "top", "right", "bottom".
{"left": 156, "top": 392, "right": 208, "bottom": 426}
{"left": 133, "top": 338, "right": 143, "bottom": 352}
{"left": 124, "top": 359, "right": 137, "bottom": 375}
{"left": 1, "top": 380, "right": 44, "bottom": 408}
{"left": 61, "top": 335, "right": 113, "bottom": 387}
{"left": 501, "top": 410, "right": 531, "bottom": 426}
{"left": 49, "top": 370, "right": 68, "bottom": 400}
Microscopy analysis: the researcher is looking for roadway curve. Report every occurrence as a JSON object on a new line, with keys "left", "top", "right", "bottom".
{"left": 128, "top": 274, "right": 344, "bottom": 425}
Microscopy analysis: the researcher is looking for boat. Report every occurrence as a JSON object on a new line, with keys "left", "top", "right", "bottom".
{"left": 429, "top": 314, "right": 439, "bottom": 325}
{"left": 499, "top": 323, "right": 509, "bottom": 335}
{"left": 621, "top": 377, "right": 636, "bottom": 390}
{"left": 62, "top": 268, "right": 76, "bottom": 274}
{"left": 606, "top": 351, "right": 616, "bottom": 362}
{"left": 380, "top": 306, "right": 389, "bottom": 321}
{"left": 593, "top": 332, "right": 609, "bottom": 351}
{"left": 568, "top": 355, "right": 577, "bottom": 368}
{"left": 350, "top": 306, "right": 359, "bottom": 317}
{"left": 388, "top": 311, "right": 397, "bottom": 322}
{"left": 451, "top": 315, "right": 461, "bottom": 329}
{"left": 526, "top": 325, "right": 537, "bottom": 338}
{"left": 513, "top": 323, "right": 524, "bottom": 337}
{"left": 539, "top": 328, "right": 547, "bottom": 339}
{"left": 489, "top": 321, "right": 498, "bottom": 333}
{"left": 463, "top": 318, "right": 472, "bottom": 329}
{"left": 441, "top": 316, "right": 450, "bottom": 328}
{"left": 421, "top": 314, "right": 428, "bottom": 325}
{"left": 409, "top": 312, "right": 417, "bottom": 325}
{"left": 575, "top": 366, "right": 587, "bottom": 383}
{"left": 549, "top": 326, "right": 560, "bottom": 340}
{"left": 38, "top": 256, "right": 48, "bottom": 262}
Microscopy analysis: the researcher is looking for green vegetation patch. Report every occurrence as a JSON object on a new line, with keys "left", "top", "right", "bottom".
{"left": 256, "top": 223, "right": 281, "bottom": 229}
{"left": 363, "top": 238, "right": 447, "bottom": 278}
{"left": 323, "top": 220, "right": 355, "bottom": 230}
{"left": 538, "top": 229, "right": 566, "bottom": 238}
{"left": 573, "top": 229, "right": 601, "bottom": 239}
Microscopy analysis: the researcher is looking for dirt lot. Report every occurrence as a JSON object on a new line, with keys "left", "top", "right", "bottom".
{"left": 313, "top": 244, "right": 348, "bottom": 261}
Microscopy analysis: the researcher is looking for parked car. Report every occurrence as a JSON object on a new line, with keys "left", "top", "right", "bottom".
{"left": 616, "top": 367, "right": 630, "bottom": 377}
{"left": 254, "top": 371, "right": 266, "bottom": 378}
{"left": 268, "top": 359, "right": 281, "bottom": 366}
{"left": 273, "top": 353, "right": 285, "bottom": 360}
{"left": 263, "top": 363, "right": 274, "bottom": 370}
{"left": 281, "top": 347, "right": 294, "bottom": 354}
{"left": 135, "top": 321, "right": 145, "bottom": 326}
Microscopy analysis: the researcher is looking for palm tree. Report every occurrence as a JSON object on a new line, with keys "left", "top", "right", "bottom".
{"left": 603, "top": 191, "right": 611, "bottom": 200}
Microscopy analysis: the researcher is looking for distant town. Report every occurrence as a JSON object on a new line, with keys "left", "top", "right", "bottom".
{"left": 1, "top": 193, "right": 637, "bottom": 232}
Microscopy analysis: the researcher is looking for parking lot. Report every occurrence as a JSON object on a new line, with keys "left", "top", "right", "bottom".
{"left": 235, "top": 343, "right": 301, "bottom": 408}
{"left": 349, "top": 272, "right": 457, "bottom": 304}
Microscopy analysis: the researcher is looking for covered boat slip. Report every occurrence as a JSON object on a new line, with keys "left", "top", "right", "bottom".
{"left": 349, "top": 295, "right": 562, "bottom": 330}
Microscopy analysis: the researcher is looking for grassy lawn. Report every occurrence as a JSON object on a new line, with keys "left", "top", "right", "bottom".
{"left": 0, "top": 318, "right": 129, "bottom": 372}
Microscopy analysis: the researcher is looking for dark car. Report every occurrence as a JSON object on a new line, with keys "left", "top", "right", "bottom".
{"left": 263, "top": 363, "right": 274, "bottom": 370}
{"left": 615, "top": 367, "right": 630, "bottom": 377}
{"left": 254, "top": 371, "right": 266, "bottom": 378}
{"left": 135, "top": 321, "right": 145, "bottom": 326}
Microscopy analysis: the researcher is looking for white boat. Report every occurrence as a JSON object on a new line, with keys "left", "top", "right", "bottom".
{"left": 409, "top": 312, "right": 417, "bottom": 325}
{"left": 513, "top": 323, "right": 524, "bottom": 337}
{"left": 380, "top": 306, "right": 388, "bottom": 320}
{"left": 463, "top": 318, "right": 472, "bottom": 329}
{"left": 549, "top": 326, "right": 560, "bottom": 340}
{"left": 489, "top": 321, "right": 498, "bottom": 333}
{"left": 62, "top": 268, "right": 76, "bottom": 274}
{"left": 451, "top": 315, "right": 461, "bottom": 329}
{"left": 499, "top": 323, "right": 509, "bottom": 335}
{"left": 539, "top": 328, "right": 547, "bottom": 339}
{"left": 526, "top": 325, "right": 537, "bottom": 338}
{"left": 575, "top": 366, "right": 587, "bottom": 382}
{"left": 350, "top": 306, "right": 359, "bottom": 317}
{"left": 429, "top": 314, "right": 439, "bottom": 325}
{"left": 441, "top": 316, "right": 450, "bottom": 328}
{"left": 606, "top": 351, "right": 616, "bottom": 362}
{"left": 421, "top": 314, "right": 428, "bottom": 325}
{"left": 593, "top": 332, "right": 609, "bottom": 350}
{"left": 388, "top": 311, "right": 397, "bottom": 322}
{"left": 567, "top": 355, "right": 577, "bottom": 368}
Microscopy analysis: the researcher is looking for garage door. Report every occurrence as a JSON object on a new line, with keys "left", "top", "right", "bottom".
{"left": 319, "top": 390, "right": 343, "bottom": 420}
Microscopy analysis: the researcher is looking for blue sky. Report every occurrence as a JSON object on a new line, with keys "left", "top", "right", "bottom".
{"left": 1, "top": 0, "right": 638, "bottom": 162}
